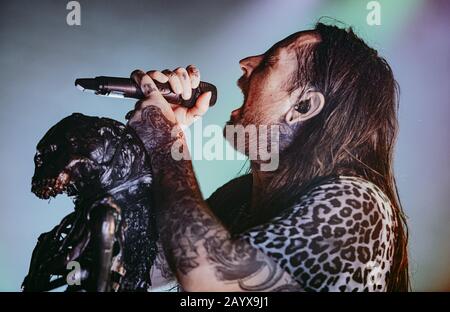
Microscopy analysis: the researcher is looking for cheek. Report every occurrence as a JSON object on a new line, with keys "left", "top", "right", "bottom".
{"left": 243, "top": 93, "right": 289, "bottom": 125}
{"left": 241, "top": 70, "right": 291, "bottom": 125}
{"left": 242, "top": 104, "right": 277, "bottom": 126}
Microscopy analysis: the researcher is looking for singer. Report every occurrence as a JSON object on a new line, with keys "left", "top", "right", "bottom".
{"left": 126, "top": 22, "right": 408, "bottom": 292}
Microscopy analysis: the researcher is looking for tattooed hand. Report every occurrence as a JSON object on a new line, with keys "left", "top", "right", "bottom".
{"left": 127, "top": 66, "right": 211, "bottom": 129}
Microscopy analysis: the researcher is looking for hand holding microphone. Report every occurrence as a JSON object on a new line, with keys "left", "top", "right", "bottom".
{"left": 76, "top": 65, "right": 216, "bottom": 127}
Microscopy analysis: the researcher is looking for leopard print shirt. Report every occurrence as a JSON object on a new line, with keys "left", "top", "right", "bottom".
{"left": 241, "top": 176, "right": 397, "bottom": 292}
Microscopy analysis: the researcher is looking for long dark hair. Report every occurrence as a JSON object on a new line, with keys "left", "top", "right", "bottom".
{"left": 256, "top": 22, "right": 409, "bottom": 291}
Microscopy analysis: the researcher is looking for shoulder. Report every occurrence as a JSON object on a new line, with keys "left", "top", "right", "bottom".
{"left": 298, "top": 175, "right": 395, "bottom": 220}
{"left": 277, "top": 175, "right": 397, "bottom": 246}
{"left": 242, "top": 175, "right": 397, "bottom": 291}
{"left": 248, "top": 175, "right": 396, "bottom": 242}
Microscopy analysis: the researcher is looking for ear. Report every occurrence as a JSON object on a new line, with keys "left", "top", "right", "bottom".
{"left": 285, "top": 90, "right": 325, "bottom": 126}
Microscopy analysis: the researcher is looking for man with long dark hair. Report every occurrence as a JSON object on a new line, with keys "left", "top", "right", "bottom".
{"left": 126, "top": 22, "right": 409, "bottom": 291}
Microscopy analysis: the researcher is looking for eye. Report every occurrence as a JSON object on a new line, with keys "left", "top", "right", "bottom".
{"left": 263, "top": 55, "right": 278, "bottom": 67}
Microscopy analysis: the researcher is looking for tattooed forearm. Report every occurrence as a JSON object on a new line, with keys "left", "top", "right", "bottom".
{"left": 128, "top": 105, "right": 302, "bottom": 291}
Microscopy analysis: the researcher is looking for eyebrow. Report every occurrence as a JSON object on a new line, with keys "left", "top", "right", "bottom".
{"left": 263, "top": 44, "right": 280, "bottom": 59}
{"left": 260, "top": 31, "right": 320, "bottom": 64}
{"left": 262, "top": 39, "right": 294, "bottom": 59}
{"left": 266, "top": 31, "right": 320, "bottom": 55}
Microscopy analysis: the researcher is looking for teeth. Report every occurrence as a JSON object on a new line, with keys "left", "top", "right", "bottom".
{"left": 31, "top": 172, "right": 75, "bottom": 200}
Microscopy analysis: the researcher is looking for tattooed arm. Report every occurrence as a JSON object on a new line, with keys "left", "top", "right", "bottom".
{"left": 126, "top": 69, "right": 302, "bottom": 291}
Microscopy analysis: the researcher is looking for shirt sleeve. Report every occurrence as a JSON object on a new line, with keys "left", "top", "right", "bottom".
{"left": 240, "top": 177, "right": 396, "bottom": 292}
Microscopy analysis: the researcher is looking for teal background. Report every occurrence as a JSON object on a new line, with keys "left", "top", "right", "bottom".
{"left": 0, "top": 0, "right": 449, "bottom": 291}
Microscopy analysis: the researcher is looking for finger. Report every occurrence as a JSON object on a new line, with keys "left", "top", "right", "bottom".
{"left": 139, "top": 74, "right": 164, "bottom": 99}
{"left": 187, "top": 64, "right": 200, "bottom": 89}
{"left": 130, "top": 69, "right": 146, "bottom": 87}
{"left": 133, "top": 100, "right": 146, "bottom": 111}
{"left": 173, "top": 106, "right": 188, "bottom": 124}
{"left": 188, "top": 91, "right": 211, "bottom": 117}
{"left": 192, "top": 115, "right": 201, "bottom": 122}
{"left": 162, "top": 69, "right": 183, "bottom": 95}
{"left": 175, "top": 67, "right": 192, "bottom": 100}
{"left": 132, "top": 69, "right": 163, "bottom": 101}
{"left": 147, "top": 70, "right": 169, "bottom": 83}
{"left": 182, "top": 112, "right": 200, "bottom": 128}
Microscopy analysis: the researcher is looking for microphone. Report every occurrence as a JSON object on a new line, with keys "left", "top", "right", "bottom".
{"left": 75, "top": 76, "right": 217, "bottom": 108}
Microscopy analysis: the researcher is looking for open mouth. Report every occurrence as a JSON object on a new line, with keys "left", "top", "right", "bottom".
{"left": 31, "top": 171, "right": 78, "bottom": 199}
{"left": 31, "top": 158, "right": 96, "bottom": 200}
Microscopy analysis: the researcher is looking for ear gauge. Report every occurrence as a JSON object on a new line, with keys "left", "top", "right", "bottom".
{"left": 295, "top": 100, "right": 311, "bottom": 114}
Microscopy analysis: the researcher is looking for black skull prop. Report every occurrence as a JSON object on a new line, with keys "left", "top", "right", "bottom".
{"left": 23, "top": 113, "right": 157, "bottom": 291}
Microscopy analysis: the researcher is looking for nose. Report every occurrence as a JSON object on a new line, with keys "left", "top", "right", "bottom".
{"left": 231, "top": 108, "right": 241, "bottom": 118}
{"left": 239, "top": 55, "right": 263, "bottom": 78}
{"left": 230, "top": 107, "right": 242, "bottom": 123}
